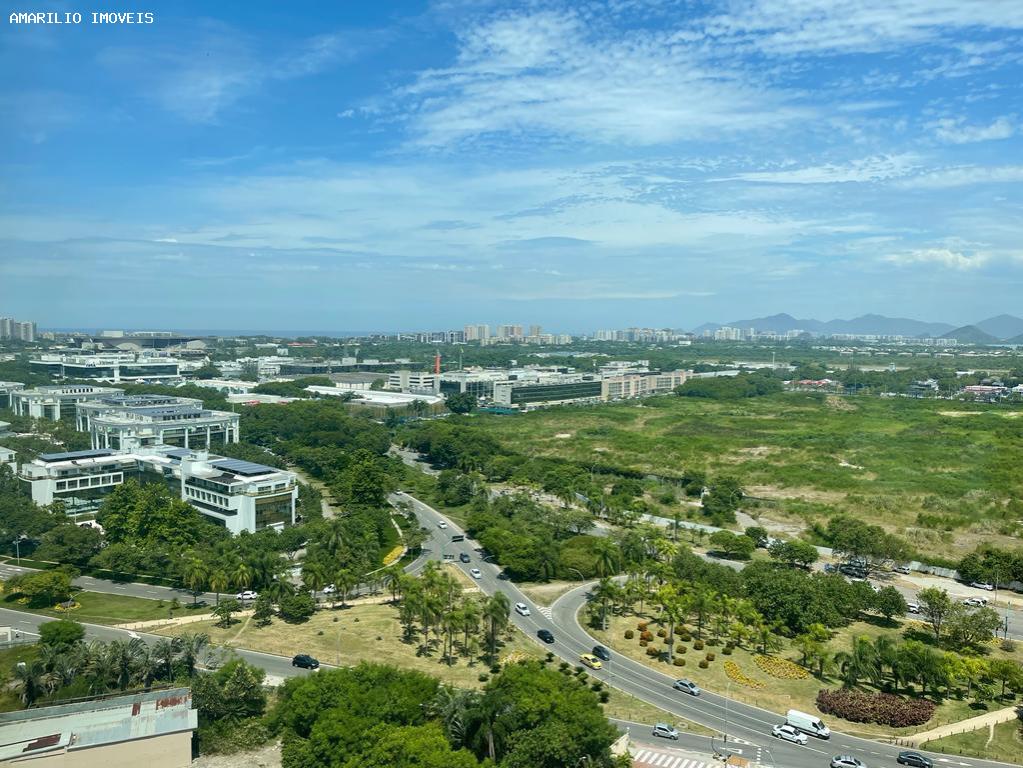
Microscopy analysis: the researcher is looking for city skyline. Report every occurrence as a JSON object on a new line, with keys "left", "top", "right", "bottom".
{"left": 3, "top": 1, "right": 1022, "bottom": 329}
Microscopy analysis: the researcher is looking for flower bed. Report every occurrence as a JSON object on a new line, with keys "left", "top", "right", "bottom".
{"left": 382, "top": 545, "right": 405, "bottom": 566}
{"left": 723, "top": 660, "right": 765, "bottom": 689}
{"left": 816, "top": 689, "right": 935, "bottom": 728}
{"left": 754, "top": 654, "right": 810, "bottom": 680}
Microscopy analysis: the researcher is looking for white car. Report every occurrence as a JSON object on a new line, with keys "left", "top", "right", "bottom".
{"left": 322, "top": 584, "right": 336, "bottom": 594}
{"left": 831, "top": 756, "right": 866, "bottom": 768}
{"left": 469, "top": 568, "right": 482, "bottom": 579}
{"left": 893, "top": 565, "right": 911, "bottom": 575}
{"left": 515, "top": 602, "right": 531, "bottom": 616}
{"left": 235, "top": 590, "right": 258, "bottom": 601}
{"left": 772, "top": 724, "right": 808, "bottom": 745}
{"left": 907, "top": 602, "right": 920, "bottom": 614}
{"left": 963, "top": 596, "right": 988, "bottom": 607}
{"left": 970, "top": 582, "right": 994, "bottom": 591}
{"left": 438, "top": 521, "right": 448, "bottom": 529}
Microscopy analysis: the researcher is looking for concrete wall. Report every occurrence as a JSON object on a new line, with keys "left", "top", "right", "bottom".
{"left": 9, "top": 732, "right": 191, "bottom": 768}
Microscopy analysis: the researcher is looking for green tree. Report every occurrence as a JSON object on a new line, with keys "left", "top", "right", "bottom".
{"left": 702, "top": 476, "right": 743, "bottom": 524}
{"left": 946, "top": 606, "right": 1003, "bottom": 650}
{"left": 38, "top": 619, "right": 85, "bottom": 649}
{"left": 279, "top": 592, "right": 317, "bottom": 623}
{"left": 873, "top": 586, "right": 908, "bottom": 623}
{"left": 213, "top": 598, "right": 242, "bottom": 628}
{"left": 34, "top": 524, "right": 102, "bottom": 566}
{"left": 918, "top": 587, "right": 955, "bottom": 642}
{"left": 709, "top": 530, "right": 755, "bottom": 560}
{"left": 252, "top": 594, "right": 274, "bottom": 627}
{"left": 445, "top": 392, "right": 478, "bottom": 414}
{"left": 7, "top": 570, "right": 73, "bottom": 607}
{"left": 193, "top": 658, "right": 267, "bottom": 724}
{"left": 768, "top": 539, "right": 819, "bottom": 568}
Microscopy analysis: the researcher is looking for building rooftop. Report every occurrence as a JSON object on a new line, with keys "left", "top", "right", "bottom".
{"left": 0, "top": 687, "right": 195, "bottom": 762}
{"left": 38, "top": 449, "right": 117, "bottom": 462}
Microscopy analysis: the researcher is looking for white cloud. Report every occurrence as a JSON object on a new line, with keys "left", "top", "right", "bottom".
{"left": 728, "top": 154, "right": 918, "bottom": 184}
{"left": 931, "top": 116, "right": 1016, "bottom": 144}
{"left": 897, "top": 165, "right": 1023, "bottom": 189}
{"left": 400, "top": 8, "right": 807, "bottom": 147}
{"left": 884, "top": 248, "right": 990, "bottom": 270}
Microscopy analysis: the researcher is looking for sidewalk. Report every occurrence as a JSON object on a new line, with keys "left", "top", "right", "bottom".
{"left": 901, "top": 706, "right": 1020, "bottom": 747}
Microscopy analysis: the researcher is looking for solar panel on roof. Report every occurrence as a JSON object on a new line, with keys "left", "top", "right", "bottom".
{"left": 38, "top": 449, "right": 115, "bottom": 462}
{"left": 211, "top": 458, "right": 275, "bottom": 476}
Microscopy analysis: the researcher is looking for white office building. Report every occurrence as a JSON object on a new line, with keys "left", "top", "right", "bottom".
{"left": 387, "top": 370, "right": 440, "bottom": 395}
{"left": 11, "top": 385, "right": 125, "bottom": 421}
{"left": 30, "top": 353, "right": 183, "bottom": 382}
{"left": 0, "top": 382, "right": 23, "bottom": 409}
{"left": 0, "top": 445, "right": 15, "bottom": 470}
{"left": 18, "top": 447, "right": 296, "bottom": 534}
{"left": 75, "top": 394, "right": 240, "bottom": 451}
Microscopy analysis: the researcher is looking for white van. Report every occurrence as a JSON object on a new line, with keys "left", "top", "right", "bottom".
{"left": 786, "top": 710, "right": 830, "bottom": 739}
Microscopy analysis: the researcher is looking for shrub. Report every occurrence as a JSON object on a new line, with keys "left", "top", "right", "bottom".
{"left": 490, "top": 664, "right": 501, "bottom": 674}
{"left": 705, "top": 652, "right": 716, "bottom": 662}
{"left": 663, "top": 637, "right": 673, "bottom": 645}
{"left": 754, "top": 654, "right": 809, "bottom": 680}
{"left": 478, "top": 673, "right": 489, "bottom": 682}
{"left": 725, "top": 641, "right": 735, "bottom": 649}
{"left": 722, "top": 646, "right": 733, "bottom": 655}
{"left": 673, "top": 657, "right": 686, "bottom": 667}
{"left": 625, "top": 629, "right": 635, "bottom": 640}
{"left": 646, "top": 646, "right": 660, "bottom": 657}
{"left": 638, "top": 621, "right": 649, "bottom": 631}
{"left": 698, "top": 660, "right": 709, "bottom": 669}
{"left": 639, "top": 640, "right": 648, "bottom": 647}
{"left": 679, "top": 631, "right": 692, "bottom": 642}
{"left": 816, "top": 690, "right": 935, "bottom": 728}
{"left": 676, "top": 645, "right": 687, "bottom": 654}
{"left": 559, "top": 661, "right": 570, "bottom": 671}
{"left": 277, "top": 593, "right": 316, "bottom": 623}
{"left": 591, "top": 682, "right": 602, "bottom": 692}
{"left": 724, "top": 661, "right": 765, "bottom": 689}
{"left": 641, "top": 630, "right": 654, "bottom": 642}
{"left": 657, "top": 628, "right": 667, "bottom": 638}
{"left": 675, "top": 625, "right": 686, "bottom": 635}
{"left": 693, "top": 639, "right": 704, "bottom": 650}
{"left": 599, "top": 690, "right": 611, "bottom": 703}
{"left": 706, "top": 638, "right": 719, "bottom": 646}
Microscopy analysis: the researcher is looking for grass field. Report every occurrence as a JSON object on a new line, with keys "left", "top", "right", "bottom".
{"left": 2, "top": 591, "right": 183, "bottom": 625}
{"left": 589, "top": 606, "right": 1019, "bottom": 740}
{"left": 476, "top": 393, "right": 1023, "bottom": 554}
{"left": 923, "top": 718, "right": 1023, "bottom": 763}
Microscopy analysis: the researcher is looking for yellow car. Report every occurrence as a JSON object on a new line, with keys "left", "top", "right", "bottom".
{"left": 579, "top": 653, "right": 603, "bottom": 670}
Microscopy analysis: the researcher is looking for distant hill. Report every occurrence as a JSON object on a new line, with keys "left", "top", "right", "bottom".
{"left": 974, "top": 314, "right": 1023, "bottom": 340}
{"left": 695, "top": 313, "right": 954, "bottom": 337}
{"left": 941, "top": 325, "right": 1001, "bottom": 344}
{"left": 1003, "top": 332, "right": 1023, "bottom": 345}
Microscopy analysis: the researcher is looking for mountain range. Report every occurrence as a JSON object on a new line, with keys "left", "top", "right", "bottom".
{"left": 693, "top": 313, "right": 1023, "bottom": 342}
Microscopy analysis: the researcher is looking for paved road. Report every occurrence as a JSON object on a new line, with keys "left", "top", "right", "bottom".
{"left": 395, "top": 492, "right": 1022, "bottom": 768}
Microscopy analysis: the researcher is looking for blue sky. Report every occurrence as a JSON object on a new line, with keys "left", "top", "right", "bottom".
{"left": 2, "top": 0, "right": 1022, "bottom": 333}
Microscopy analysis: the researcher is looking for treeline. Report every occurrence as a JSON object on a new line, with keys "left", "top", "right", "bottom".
{"left": 273, "top": 661, "right": 624, "bottom": 768}
{"left": 674, "top": 370, "right": 783, "bottom": 399}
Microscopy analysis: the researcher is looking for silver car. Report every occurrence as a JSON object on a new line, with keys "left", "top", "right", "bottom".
{"left": 672, "top": 679, "right": 701, "bottom": 696}
{"left": 652, "top": 723, "right": 679, "bottom": 740}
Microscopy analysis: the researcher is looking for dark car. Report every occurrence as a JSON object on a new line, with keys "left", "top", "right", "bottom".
{"left": 451, "top": 534, "right": 465, "bottom": 542}
{"left": 592, "top": 645, "right": 611, "bottom": 661}
{"left": 897, "top": 752, "right": 932, "bottom": 768}
{"left": 292, "top": 654, "right": 320, "bottom": 670}
{"left": 459, "top": 552, "right": 471, "bottom": 563}
{"left": 537, "top": 629, "right": 555, "bottom": 644}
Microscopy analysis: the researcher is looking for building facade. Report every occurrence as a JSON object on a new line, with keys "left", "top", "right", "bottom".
{"left": 19, "top": 447, "right": 296, "bottom": 533}
{"left": 387, "top": 370, "right": 440, "bottom": 394}
{"left": 30, "top": 354, "right": 182, "bottom": 382}
{"left": 0, "top": 382, "right": 24, "bottom": 410}
{"left": 11, "top": 385, "right": 125, "bottom": 421}
{"left": 75, "top": 394, "right": 240, "bottom": 451}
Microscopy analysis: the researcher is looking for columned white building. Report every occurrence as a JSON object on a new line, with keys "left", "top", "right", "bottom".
{"left": 18, "top": 447, "right": 296, "bottom": 534}
{"left": 11, "top": 385, "right": 124, "bottom": 421}
{"left": 75, "top": 394, "right": 239, "bottom": 450}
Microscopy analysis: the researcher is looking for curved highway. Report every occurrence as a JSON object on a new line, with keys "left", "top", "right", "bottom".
{"left": 396, "top": 491, "right": 1022, "bottom": 768}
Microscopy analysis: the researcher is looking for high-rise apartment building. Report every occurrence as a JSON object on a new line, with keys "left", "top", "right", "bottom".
{"left": 0, "top": 317, "right": 37, "bottom": 342}
{"left": 497, "top": 324, "right": 524, "bottom": 339}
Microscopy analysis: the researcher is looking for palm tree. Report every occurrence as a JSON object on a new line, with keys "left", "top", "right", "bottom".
{"left": 106, "top": 639, "right": 144, "bottom": 691}
{"left": 591, "top": 578, "right": 617, "bottom": 630}
{"left": 483, "top": 592, "right": 510, "bottom": 661}
{"left": 324, "top": 519, "right": 346, "bottom": 556}
{"left": 152, "top": 637, "right": 181, "bottom": 681}
{"left": 593, "top": 539, "right": 620, "bottom": 578}
{"left": 833, "top": 636, "right": 878, "bottom": 689}
{"left": 14, "top": 661, "right": 52, "bottom": 706}
{"left": 689, "top": 587, "right": 715, "bottom": 640}
{"left": 178, "top": 632, "right": 210, "bottom": 678}
{"left": 208, "top": 567, "right": 230, "bottom": 606}
{"left": 380, "top": 565, "right": 404, "bottom": 603}
{"left": 333, "top": 568, "right": 356, "bottom": 607}
{"left": 465, "top": 689, "right": 512, "bottom": 763}
{"left": 181, "top": 555, "right": 209, "bottom": 606}
{"left": 302, "top": 560, "right": 329, "bottom": 599}
{"left": 265, "top": 576, "right": 295, "bottom": 604}
{"left": 460, "top": 599, "right": 482, "bottom": 659}
{"left": 231, "top": 559, "right": 253, "bottom": 592}
{"left": 429, "top": 686, "right": 479, "bottom": 748}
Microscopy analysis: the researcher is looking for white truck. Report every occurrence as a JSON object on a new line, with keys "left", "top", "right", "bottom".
{"left": 786, "top": 710, "right": 831, "bottom": 739}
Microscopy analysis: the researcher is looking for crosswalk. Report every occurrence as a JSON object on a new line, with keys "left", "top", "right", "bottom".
{"left": 632, "top": 749, "right": 711, "bottom": 768}
{"left": 537, "top": 605, "right": 553, "bottom": 619}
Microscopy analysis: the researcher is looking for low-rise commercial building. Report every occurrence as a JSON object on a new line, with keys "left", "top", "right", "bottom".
{"left": 11, "top": 385, "right": 124, "bottom": 421}
{"left": 0, "top": 382, "right": 23, "bottom": 409}
{"left": 0, "top": 445, "right": 14, "bottom": 469}
{"left": 493, "top": 375, "right": 603, "bottom": 409}
{"left": 601, "top": 369, "right": 688, "bottom": 399}
{"left": 30, "top": 353, "right": 182, "bottom": 382}
{"left": 439, "top": 370, "right": 506, "bottom": 398}
{"left": 0, "top": 687, "right": 196, "bottom": 768}
{"left": 387, "top": 370, "right": 440, "bottom": 395}
{"left": 19, "top": 446, "right": 296, "bottom": 533}
{"left": 75, "top": 394, "right": 240, "bottom": 451}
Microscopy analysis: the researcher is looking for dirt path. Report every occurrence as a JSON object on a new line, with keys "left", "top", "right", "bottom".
{"left": 193, "top": 743, "right": 281, "bottom": 768}
{"left": 287, "top": 464, "right": 338, "bottom": 519}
